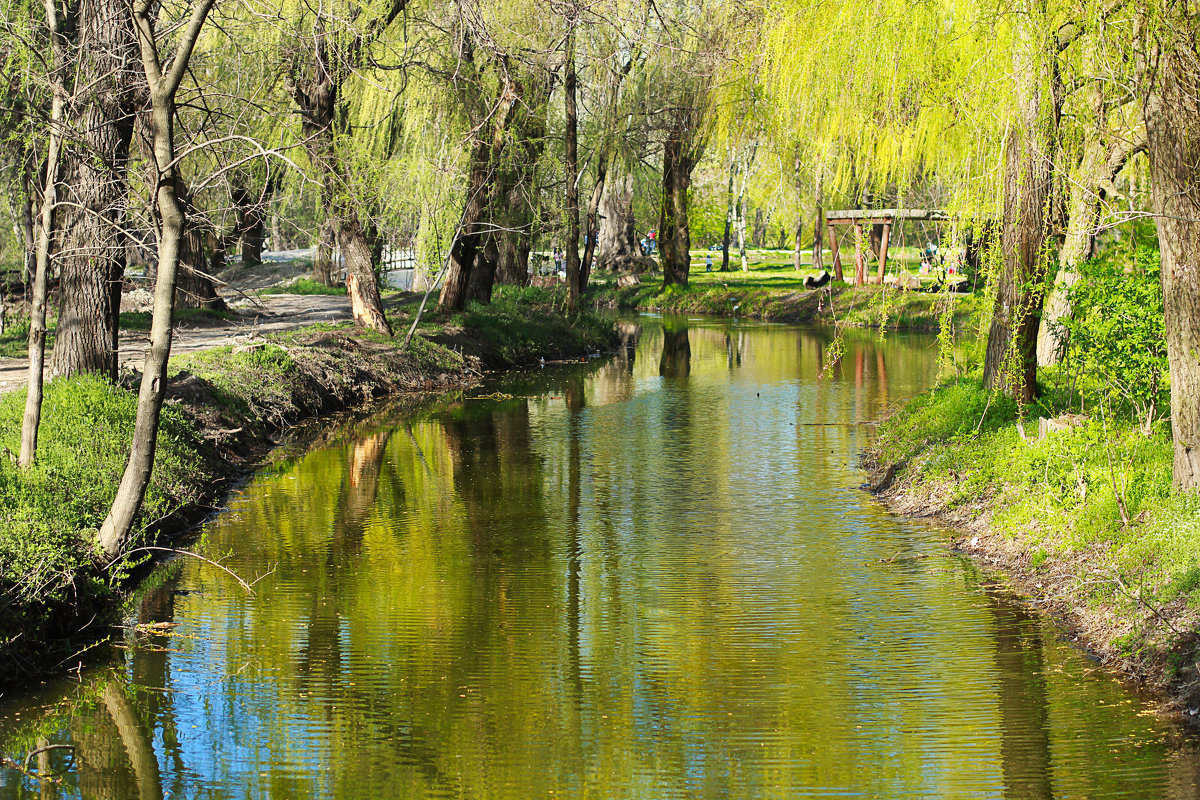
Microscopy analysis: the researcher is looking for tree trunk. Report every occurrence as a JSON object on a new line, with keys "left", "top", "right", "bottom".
{"left": 736, "top": 165, "right": 749, "bottom": 272}
{"left": 51, "top": 0, "right": 141, "bottom": 381}
{"left": 722, "top": 154, "right": 734, "bottom": 271}
{"left": 313, "top": 221, "right": 337, "bottom": 284}
{"left": 439, "top": 83, "right": 519, "bottom": 312}
{"left": 565, "top": 24, "right": 581, "bottom": 312}
{"left": 598, "top": 169, "right": 637, "bottom": 270}
{"left": 793, "top": 217, "right": 804, "bottom": 270}
{"left": 20, "top": 6, "right": 67, "bottom": 468}
{"left": 1037, "top": 121, "right": 1145, "bottom": 366}
{"left": 440, "top": 146, "right": 498, "bottom": 311}
{"left": 581, "top": 153, "right": 607, "bottom": 281}
{"left": 811, "top": 177, "right": 825, "bottom": 272}
{"left": 292, "top": 71, "right": 390, "bottom": 333}
{"left": 982, "top": 16, "right": 1057, "bottom": 407}
{"left": 99, "top": 0, "right": 215, "bottom": 559}
{"left": 1141, "top": 14, "right": 1200, "bottom": 490}
{"left": 466, "top": 232, "right": 498, "bottom": 303}
{"left": 660, "top": 136, "right": 693, "bottom": 288}
{"left": 753, "top": 208, "right": 766, "bottom": 248}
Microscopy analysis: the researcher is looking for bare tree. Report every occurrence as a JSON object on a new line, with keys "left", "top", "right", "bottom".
{"left": 19, "top": 0, "right": 68, "bottom": 467}
{"left": 98, "top": 0, "right": 216, "bottom": 559}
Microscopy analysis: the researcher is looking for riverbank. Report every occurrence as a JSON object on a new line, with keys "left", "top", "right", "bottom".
{"left": 589, "top": 276, "right": 981, "bottom": 330}
{"left": 0, "top": 287, "right": 618, "bottom": 690}
{"left": 864, "top": 377, "right": 1200, "bottom": 717}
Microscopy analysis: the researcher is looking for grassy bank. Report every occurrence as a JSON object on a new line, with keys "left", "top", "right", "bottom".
{"left": 867, "top": 376, "right": 1200, "bottom": 710}
{"left": 0, "top": 287, "right": 618, "bottom": 688}
{"left": 588, "top": 267, "right": 981, "bottom": 331}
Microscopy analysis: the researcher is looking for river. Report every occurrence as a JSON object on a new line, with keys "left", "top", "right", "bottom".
{"left": 2, "top": 316, "right": 1198, "bottom": 798}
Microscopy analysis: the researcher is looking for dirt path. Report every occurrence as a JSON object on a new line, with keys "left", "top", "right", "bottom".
{"left": 0, "top": 294, "right": 352, "bottom": 395}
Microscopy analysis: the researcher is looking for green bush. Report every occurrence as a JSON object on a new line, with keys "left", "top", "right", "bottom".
{"left": 1058, "top": 247, "right": 1167, "bottom": 424}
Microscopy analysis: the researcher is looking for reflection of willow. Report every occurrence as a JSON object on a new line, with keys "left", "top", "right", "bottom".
{"left": 659, "top": 324, "right": 691, "bottom": 379}
{"left": 72, "top": 675, "right": 162, "bottom": 800}
{"left": 339, "top": 430, "right": 393, "bottom": 554}
{"left": 617, "top": 321, "right": 641, "bottom": 372}
{"left": 297, "top": 430, "right": 392, "bottom": 688}
{"left": 723, "top": 328, "right": 743, "bottom": 370}
{"left": 985, "top": 587, "right": 1053, "bottom": 800}
{"left": 565, "top": 373, "right": 585, "bottom": 702}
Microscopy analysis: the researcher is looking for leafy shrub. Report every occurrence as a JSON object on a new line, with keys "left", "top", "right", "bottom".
{"left": 1057, "top": 247, "right": 1167, "bottom": 425}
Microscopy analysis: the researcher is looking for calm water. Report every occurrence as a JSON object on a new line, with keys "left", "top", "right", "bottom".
{"left": 2, "top": 316, "right": 1199, "bottom": 799}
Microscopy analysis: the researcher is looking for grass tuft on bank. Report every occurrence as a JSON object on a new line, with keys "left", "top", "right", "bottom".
{"left": 451, "top": 286, "right": 619, "bottom": 365}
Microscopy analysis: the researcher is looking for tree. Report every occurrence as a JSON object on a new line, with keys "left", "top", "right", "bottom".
{"left": 981, "top": 5, "right": 1062, "bottom": 407}
{"left": 564, "top": 10, "right": 581, "bottom": 312}
{"left": 19, "top": 0, "right": 67, "bottom": 467}
{"left": 49, "top": 0, "right": 143, "bottom": 380}
{"left": 98, "top": 0, "right": 216, "bottom": 559}
{"left": 282, "top": 0, "right": 410, "bottom": 335}
{"left": 436, "top": 1, "right": 556, "bottom": 312}
{"left": 1137, "top": 0, "right": 1200, "bottom": 490}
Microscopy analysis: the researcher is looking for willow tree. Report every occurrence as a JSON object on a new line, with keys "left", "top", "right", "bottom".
{"left": 279, "top": 0, "right": 411, "bottom": 335}
{"left": 1137, "top": 0, "right": 1200, "bottom": 490}
{"left": 760, "top": 0, "right": 984, "bottom": 284}
{"left": 650, "top": 2, "right": 731, "bottom": 288}
{"left": 437, "top": 0, "right": 559, "bottom": 312}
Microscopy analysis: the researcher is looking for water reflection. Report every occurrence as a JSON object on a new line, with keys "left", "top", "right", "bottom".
{"left": 2, "top": 318, "right": 1199, "bottom": 799}
{"left": 986, "top": 586, "right": 1053, "bottom": 800}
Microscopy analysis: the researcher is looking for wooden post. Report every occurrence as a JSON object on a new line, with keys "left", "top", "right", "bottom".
{"left": 826, "top": 221, "right": 842, "bottom": 281}
{"left": 878, "top": 221, "right": 892, "bottom": 281}
{"left": 853, "top": 222, "right": 864, "bottom": 286}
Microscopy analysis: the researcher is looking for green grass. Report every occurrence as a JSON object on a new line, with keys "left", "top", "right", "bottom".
{"left": 449, "top": 285, "right": 619, "bottom": 365}
{"left": 259, "top": 278, "right": 347, "bottom": 296}
{"left": 588, "top": 258, "right": 980, "bottom": 330}
{"left": 0, "top": 375, "right": 207, "bottom": 680}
